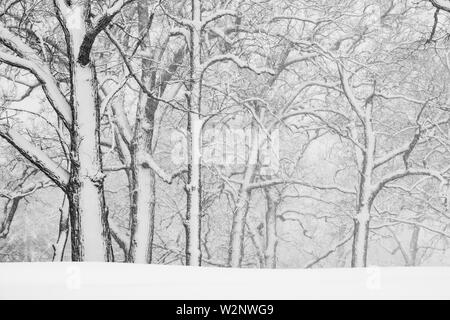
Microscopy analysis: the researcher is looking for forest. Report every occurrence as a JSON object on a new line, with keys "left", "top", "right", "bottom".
{"left": 1, "top": 0, "right": 450, "bottom": 269}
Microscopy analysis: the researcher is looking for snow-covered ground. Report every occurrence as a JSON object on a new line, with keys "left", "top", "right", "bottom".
{"left": 0, "top": 263, "right": 448, "bottom": 299}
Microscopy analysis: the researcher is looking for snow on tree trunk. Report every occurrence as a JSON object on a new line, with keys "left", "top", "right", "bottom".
{"left": 228, "top": 118, "right": 260, "bottom": 268}
{"left": 409, "top": 226, "right": 421, "bottom": 267}
{"left": 351, "top": 103, "right": 376, "bottom": 268}
{"left": 52, "top": 206, "right": 69, "bottom": 262}
{"left": 128, "top": 94, "right": 157, "bottom": 263}
{"left": 66, "top": 6, "right": 111, "bottom": 262}
{"left": 228, "top": 195, "right": 250, "bottom": 268}
{"left": 352, "top": 205, "right": 370, "bottom": 268}
{"left": 128, "top": 157, "right": 155, "bottom": 263}
{"left": 185, "top": 111, "right": 203, "bottom": 266}
{"left": 264, "top": 189, "right": 278, "bottom": 269}
{"left": 185, "top": 0, "right": 203, "bottom": 267}
{"left": 127, "top": 0, "right": 156, "bottom": 265}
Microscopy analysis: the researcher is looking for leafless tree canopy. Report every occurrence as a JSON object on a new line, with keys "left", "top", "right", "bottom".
{"left": 1, "top": 0, "right": 450, "bottom": 268}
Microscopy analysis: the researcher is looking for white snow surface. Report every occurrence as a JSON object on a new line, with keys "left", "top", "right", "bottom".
{"left": 0, "top": 263, "right": 448, "bottom": 300}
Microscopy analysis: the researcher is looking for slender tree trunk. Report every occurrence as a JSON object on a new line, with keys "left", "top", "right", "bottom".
{"left": 228, "top": 117, "right": 260, "bottom": 268}
{"left": 409, "top": 226, "right": 420, "bottom": 266}
{"left": 226, "top": 44, "right": 289, "bottom": 267}
{"left": 128, "top": 150, "right": 156, "bottom": 263}
{"left": 185, "top": 0, "right": 203, "bottom": 266}
{"left": 228, "top": 194, "right": 251, "bottom": 268}
{"left": 127, "top": 0, "right": 156, "bottom": 264}
{"left": 264, "top": 189, "right": 278, "bottom": 269}
{"left": 337, "top": 224, "right": 349, "bottom": 267}
{"left": 351, "top": 105, "right": 375, "bottom": 268}
{"left": 52, "top": 207, "right": 69, "bottom": 262}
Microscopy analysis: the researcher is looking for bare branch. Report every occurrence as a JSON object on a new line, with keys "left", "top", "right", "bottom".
{"left": 304, "top": 232, "right": 353, "bottom": 269}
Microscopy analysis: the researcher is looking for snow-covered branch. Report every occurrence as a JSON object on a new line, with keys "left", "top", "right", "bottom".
{"left": 270, "top": 16, "right": 332, "bottom": 25}
{"left": 0, "top": 126, "right": 69, "bottom": 191}
{"left": 53, "top": 0, "right": 69, "bottom": 14}
{"left": 385, "top": 217, "right": 450, "bottom": 238}
{"left": 106, "top": 30, "right": 180, "bottom": 110}
{"left": 0, "top": 25, "right": 72, "bottom": 126}
{"left": 77, "top": 0, "right": 138, "bottom": 65}
{"left": 54, "top": 0, "right": 137, "bottom": 65}
{"left": 141, "top": 153, "right": 184, "bottom": 184}
{"left": 169, "top": 27, "right": 190, "bottom": 43}
{"left": 1, "top": 179, "right": 54, "bottom": 240}
{"left": 246, "top": 179, "right": 356, "bottom": 195}
{"left": 304, "top": 232, "right": 353, "bottom": 269}
{"left": 282, "top": 53, "right": 320, "bottom": 70}
{"left": 103, "top": 0, "right": 137, "bottom": 18}
{"left": 158, "top": 1, "right": 193, "bottom": 29}
{"left": 374, "top": 143, "right": 413, "bottom": 169}
{"left": 0, "top": 181, "right": 53, "bottom": 201}
{"left": 201, "top": 54, "right": 275, "bottom": 76}
{"left": 337, "top": 64, "right": 365, "bottom": 122}
{"left": 371, "top": 168, "right": 447, "bottom": 203}
{"left": 430, "top": 0, "right": 450, "bottom": 12}
{"left": 374, "top": 93, "right": 426, "bottom": 105}
{"left": 202, "top": 10, "right": 238, "bottom": 29}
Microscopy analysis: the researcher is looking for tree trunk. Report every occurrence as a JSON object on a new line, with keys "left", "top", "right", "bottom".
{"left": 264, "top": 189, "right": 278, "bottom": 269}
{"left": 351, "top": 205, "right": 370, "bottom": 268}
{"left": 52, "top": 207, "right": 69, "bottom": 262}
{"left": 228, "top": 195, "right": 251, "bottom": 268}
{"left": 228, "top": 117, "right": 260, "bottom": 268}
{"left": 128, "top": 156, "right": 156, "bottom": 263}
{"left": 185, "top": 110, "right": 203, "bottom": 266}
{"left": 409, "top": 226, "right": 420, "bottom": 267}
{"left": 351, "top": 101, "right": 375, "bottom": 268}
{"left": 67, "top": 7, "right": 111, "bottom": 262}
{"left": 185, "top": 0, "right": 203, "bottom": 266}
{"left": 127, "top": 0, "right": 156, "bottom": 264}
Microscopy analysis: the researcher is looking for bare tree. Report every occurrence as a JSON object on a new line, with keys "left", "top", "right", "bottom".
{"left": 0, "top": 0, "right": 138, "bottom": 261}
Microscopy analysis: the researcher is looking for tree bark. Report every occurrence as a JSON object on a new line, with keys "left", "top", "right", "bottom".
{"left": 264, "top": 188, "right": 278, "bottom": 269}
{"left": 52, "top": 207, "right": 69, "bottom": 262}
{"left": 66, "top": 3, "right": 112, "bottom": 262}
{"left": 351, "top": 101, "right": 375, "bottom": 268}
{"left": 351, "top": 205, "right": 371, "bottom": 268}
{"left": 409, "top": 226, "right": 421, "bottom": 267}
{"left": 228, "top": 117, "right": 260, "bottom": 268}
{"left": 127, "top": 0, "right": 156, "bottom": 264}
{"left": 185, "top": 0, "right": 203, "bottom": 267}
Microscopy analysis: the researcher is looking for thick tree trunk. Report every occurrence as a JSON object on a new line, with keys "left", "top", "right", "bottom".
{"left": 67, "top": 7, "right": 111, "bottom": 262}
{"left": 68, "top": 62, "right": 111, "bottom": 262}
